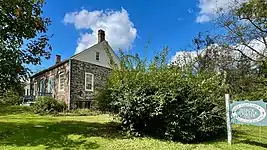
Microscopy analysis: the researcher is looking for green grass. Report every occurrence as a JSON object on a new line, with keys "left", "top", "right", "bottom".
{"left": 0, "top": 106, "right": 266, "bottom": 150}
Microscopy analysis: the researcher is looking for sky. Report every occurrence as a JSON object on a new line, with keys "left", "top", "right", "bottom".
{"left": 31, "top": 0, "right": 245, "bottom": 72}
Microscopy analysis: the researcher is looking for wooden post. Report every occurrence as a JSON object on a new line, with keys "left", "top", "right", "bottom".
{"left": 225, "top": 94, "right": 232, "bottom": 145}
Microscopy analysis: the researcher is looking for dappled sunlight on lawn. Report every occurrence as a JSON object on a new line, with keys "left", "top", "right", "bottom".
{"left": 0, "top": 106, "right": 267, "bottom": 150}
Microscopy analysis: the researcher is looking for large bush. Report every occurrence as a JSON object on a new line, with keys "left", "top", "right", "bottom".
{"left": 32, "top": 96, "right": 67, "bottom": 115}
{"left": 97, "top": 49, "right": 227, "bottom": 142}
{"left": 0, "top": 89, "right": 22, "bottom": 105}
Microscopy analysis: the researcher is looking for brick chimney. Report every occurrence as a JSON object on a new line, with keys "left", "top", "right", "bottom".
{"left": 98, "top": 29, "right": 105, "bottom": 43}
{"left": 55, "top": 55, "right": 61, "bottom": 64}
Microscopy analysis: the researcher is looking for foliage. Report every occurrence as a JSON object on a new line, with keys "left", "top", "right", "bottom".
{"left": 237, "top": 0, "right": 267, "bottom": 28}
{"left": 96, "top": 86, "right": 119, "bottom": 113}
{"left": 59, "top": 109, "right": 102, "bottom": 116}
{"left": 31, "top": 96, "right": 67, "bottom": 115}
{"left": 0, "top": 105, "right": 31, "bottom": 115}
{"left": 215, "top": 0, "right": 267, "bottom": 62}
{"left": 233, "top": 85, "right": 267, "bottom": 102}
{"left": 0, "top": 87, "right": 23, "bottom": 105}
{"left": 0, "top": 0, "right": 52, "bottom": 94}
{"left": 210, "top": 0, "right": 267, "bottom": 99}
{"left": 182, "top": 31, "right": 267, "bottom": 101}
{"left": 98, "top": 48, "right": 227, "bottom": 142}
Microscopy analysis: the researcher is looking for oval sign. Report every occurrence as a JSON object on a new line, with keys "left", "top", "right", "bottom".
{"left": 231, "top": 103, "right": 266, "bottom": 123}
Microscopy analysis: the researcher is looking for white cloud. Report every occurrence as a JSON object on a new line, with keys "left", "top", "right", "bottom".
{"left": 171, "top": 51, "right": 198, "bottom": 66}
{"left": 196, "top": 0, "right": 248, "bottom": 23}
{"left": 196, "top": 14, "right": 211, "bottom": 23}
{"left": 64, "top": 8, "right": 137, "bottom": 54}
{"left": 171, "top": 40, "right": 267, "bottom": 66}
{"left": 234, "top": 39, "right": 267, "bottom": 60}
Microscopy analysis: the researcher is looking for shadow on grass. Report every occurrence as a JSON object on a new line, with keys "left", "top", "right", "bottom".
{"left": 0, "top": 120, "right": 123, "bottom": 149}
{"left": 201, "top": 126, "right": 267, "bottom": 149}
{"left": 232, "top": 127, "right": 267, "bottom": 149}
{"left": 237, "top": 140, "right": 267, "bottom": 148}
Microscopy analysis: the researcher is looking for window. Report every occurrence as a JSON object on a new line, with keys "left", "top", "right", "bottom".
{"left": 33, "top": 82, "right": 37, "bottom": 96}
{"left": 59, "top": 73, "right": 64, "bottom": 91}
{"left": 25, "top": 89, "right": 29, "bottom": 96}
{"left": 39, "top": 79, "right": 45, "bottom": 95}
{"left": 74, "top": 101, "right": 91, "bottom": 109}
{"left": 96, "top": 52, "right": 100, "bottom": 61}
{"left": 85, "top": 73, "right": 94, "bottom": 91}
{"left": 47, "top": 76, "right": 54, "bottom": 94}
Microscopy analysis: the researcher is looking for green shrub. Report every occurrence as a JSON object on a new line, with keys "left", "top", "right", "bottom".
{"left": 97, "top": 49, "right": 227, "bottom": 142}
{"left": 59, "top": 109, "right": 101, "bottom": 116}
{"left": 96, "top": 87, "right": 120, "bottom": 113}
{"left": 232, "top": 85, "right": 267, "bottom": 102}
{"left": 0, "top": 90, "right": 22, "bottom": 105}
{"left": 31, "top": 96, "right": 67, "bottom": 115}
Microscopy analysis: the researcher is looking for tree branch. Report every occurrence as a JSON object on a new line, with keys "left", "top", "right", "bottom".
{"left": 243, "top": 17, "right": 267, "bottom": 34}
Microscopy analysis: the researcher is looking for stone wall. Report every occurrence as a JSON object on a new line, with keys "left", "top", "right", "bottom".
{"left": 30, "top": 61, "right": 70, "bottom": 105}
{"left": 70, "top": 59, "right": 111, "bottom": 109}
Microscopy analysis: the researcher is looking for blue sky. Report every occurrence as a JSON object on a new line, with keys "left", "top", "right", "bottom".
{"left": 32, "top": 0, "right": 230, "bottom": 72}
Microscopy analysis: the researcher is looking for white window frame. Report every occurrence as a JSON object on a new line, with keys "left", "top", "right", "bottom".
{"left": 85, "top": 72, "right": 94, "bottom": 92}
{"left": 58, "top": 73, "right": 64, "bottom": 91}
{"left": 33, "top": 82, "right": 37, "bottom": 96}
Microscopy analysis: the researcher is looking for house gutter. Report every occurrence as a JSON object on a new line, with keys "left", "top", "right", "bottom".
{"left": 68, "top": 59, "right": 72, "bottom": 110}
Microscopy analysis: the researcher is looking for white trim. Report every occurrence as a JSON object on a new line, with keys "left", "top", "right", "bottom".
{"left": 33, "top": 82, "right": 37, "bottom": 96}
{"left": 85, "top": 72, "right": 94, "bottom": 92}
{"left": 58, "top": 73, "right": 65, "bottom": 91}
{"left": 71, "top": 41, "right": 119, "bottom": 69}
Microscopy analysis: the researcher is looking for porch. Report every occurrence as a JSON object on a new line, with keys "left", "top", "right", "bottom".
{"left": 22, "top": 92, "right": 53, "bottom": 106}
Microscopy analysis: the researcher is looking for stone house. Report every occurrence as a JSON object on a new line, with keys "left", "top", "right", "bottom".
{"left": 30, "top": 30, "right": 120, "bottom": 109}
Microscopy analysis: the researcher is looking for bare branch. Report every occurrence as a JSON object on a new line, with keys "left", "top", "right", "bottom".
{"left": 242, "top": 17, "right": 267, "bottom": 33}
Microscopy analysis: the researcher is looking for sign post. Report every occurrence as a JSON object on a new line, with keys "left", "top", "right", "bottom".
{"left": 225, "top": 94, "right": 232, "bottom": 145}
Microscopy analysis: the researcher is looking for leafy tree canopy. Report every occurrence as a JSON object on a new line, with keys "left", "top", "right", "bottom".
{"left": 0, "top": 0, "right": 51, "bottom": 94}
{"left": 216, "top": 0, "right": 267, "bottom": 62}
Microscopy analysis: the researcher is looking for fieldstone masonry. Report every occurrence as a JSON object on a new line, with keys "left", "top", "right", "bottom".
{"left": 30, "top": 61, "right": 70, "bottom": 105}
{"left": 30, "top": 30, "right": 118, "bottom": 109}
{"left": 70, "top": 59, "right": 110, "bottom": 109}
{"left": 31, "top": 59, "right": 111, "bottom": 109}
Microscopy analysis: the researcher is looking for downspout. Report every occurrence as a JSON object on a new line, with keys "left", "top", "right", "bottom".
{"left": 68, "top": 59, "right": 71, "bottom": 110}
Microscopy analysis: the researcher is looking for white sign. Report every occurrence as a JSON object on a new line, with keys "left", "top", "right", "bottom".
{"left": 231, "top": 103, "right": 266, "bottom": 123}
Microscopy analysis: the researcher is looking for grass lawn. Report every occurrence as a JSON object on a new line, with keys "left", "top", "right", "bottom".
{"left": 0, "top": 106, "right": 266, "bottom": 150}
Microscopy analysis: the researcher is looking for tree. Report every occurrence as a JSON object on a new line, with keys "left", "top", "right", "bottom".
{"left": 175, "top": 32, "right": 234, "bottom": 74}
{"left": 212, "top": 0, "right": 267, "bottom": 97}
{"left": 0, "top": 0, "right": 51, "bottom": 94}
{"left": 177, "top": 30, "right": 265, "bottom": 97}
{"left": 191, "top": 33, "right": 231, "bottom": 73}
{"left": 216, "top": 0, "right": 267, "bottom": 63}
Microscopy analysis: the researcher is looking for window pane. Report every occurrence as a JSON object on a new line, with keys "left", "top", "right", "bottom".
{"left": 86, "top": 83, "right": 92, "bottom": 90}
{"left": 40, "top": 79, "right": 45, "bottom": 95}
{"left": 48, "top": 77, "right": 54, "bottom": 94}
{"left": 34, "top": 83, "right": 37, "bottom": 96}
{"left": 96, "top": 52, "right": 100, "bottom": 61}
{"left": 59, "top": 74, "right": 64, "bottom": 90}
{"left": 85, "top": 73, "right": 93, "bottom": 91}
